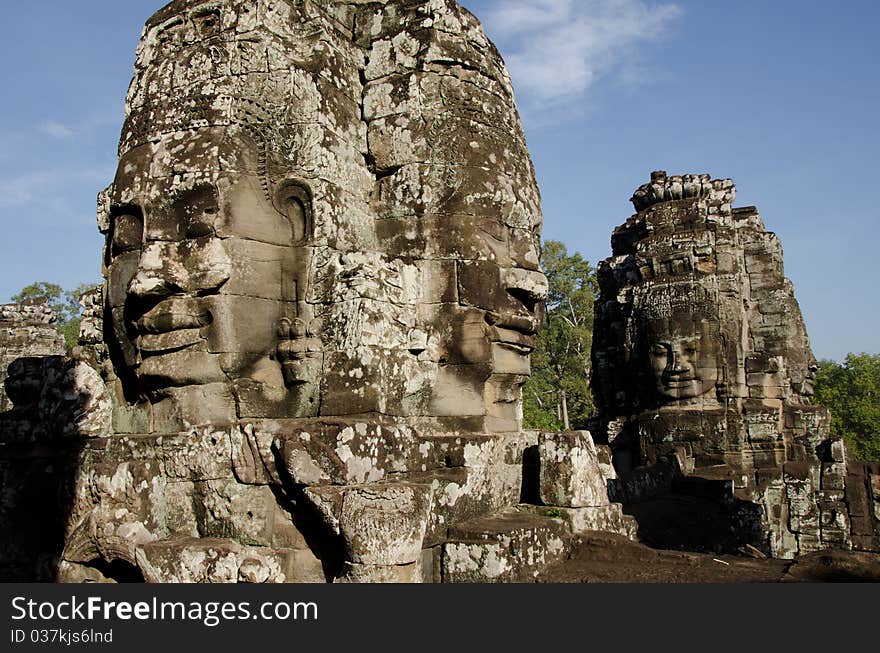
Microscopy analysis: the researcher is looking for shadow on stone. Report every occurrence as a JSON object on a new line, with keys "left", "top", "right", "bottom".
{"left": 269, "top": 445, "right": 346, "bottom": 582}
{"left": 623, "top": 488, "right": 765, "bottom": 556}
{"left": 0, "top": 358, "right": 86, "bottom": 581}
{"left": 615, "top": 461, "right": 766, "bottom": 556}
{"left": 520, "top": 445, "right": 542, "bottom": 505}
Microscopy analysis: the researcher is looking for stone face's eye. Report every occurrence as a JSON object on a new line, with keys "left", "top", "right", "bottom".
{"left": 177, "top": 184, "right": 219, "bottom": 240}
{"left": 110, "top": 209, "right": 144, "bottom": 258}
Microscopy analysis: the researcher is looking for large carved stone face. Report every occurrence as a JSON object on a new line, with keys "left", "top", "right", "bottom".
{"left": 645, "top": 315, "right": 721, "bottom": 404}
{"left": 101, "top": 0, "right": 546, "bottom": 431}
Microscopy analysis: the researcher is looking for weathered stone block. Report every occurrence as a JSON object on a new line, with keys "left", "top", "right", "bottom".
{"left": 443, "top": 510, "right": 570, "bottom": 583}
{"left": 335, "top": 562, "right": 421, "bottom": 584}
{"left": 538, "top": 432, "right": 611, "bottom": 508}
{"left": 424, "top": 463, "right": 523, "bottom": 545}
{"left": 521, "top": 505, "right": 637, "bottom": 540}
{"left": 136, "top": 538, "right": 287, "bottom": 583}
{"left": 339, "top": 483, "right": 433, "bottom": 566}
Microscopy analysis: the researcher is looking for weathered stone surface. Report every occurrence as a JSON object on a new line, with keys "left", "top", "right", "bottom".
{"left": 520, "top": 505, "right": 638, "bottom": 540}
{"left": 135, "top": 538, "right": 287, "bottom": 583}
{"left": 338, "top": 484, "right": 433, "bottom": 566}
{"left": 335, "top": 562, "right": 422, "bottom": 584}
{"left": 1, "top": 356, "right": 112, "bottom": 443}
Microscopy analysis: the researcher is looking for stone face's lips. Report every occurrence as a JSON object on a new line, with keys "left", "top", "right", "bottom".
{"left": 132, "top": 297, "right": 212, "bottom": 354}
{"left": 488, "top": 323, "right": 537, "bottom": 352}
{"left": 488, "top": 310, "right": 537, "bottom": 332}
{"left": 136, "top": 311, "right": 211, "bottom": 334}
{"left": 136, "top": 328, "right": 205, "bottom": 354}
{"left": 134, "top": 297, "right": 212, "bottom": 334}
{"left": 661, "top": 376, "right": 698, "bottom": 387}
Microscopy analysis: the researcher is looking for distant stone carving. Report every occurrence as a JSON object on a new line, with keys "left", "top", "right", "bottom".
{"left": 0, "top": 302, "right": 65, "bottom": 414}
{"left": 637, "top": 287, "right": 722, "bottom": 406}
{"left": 593, "top": 172, "right": 880, "bottom": 558}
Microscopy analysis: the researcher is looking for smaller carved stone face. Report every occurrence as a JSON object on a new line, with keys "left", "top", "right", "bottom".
{"left": 645, "top": 316, "right": 721, "bottom": 403}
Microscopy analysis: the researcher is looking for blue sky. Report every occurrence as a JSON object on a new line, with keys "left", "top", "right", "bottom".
{"left": 0, "top": 0, "right": 877, "bottom": 361}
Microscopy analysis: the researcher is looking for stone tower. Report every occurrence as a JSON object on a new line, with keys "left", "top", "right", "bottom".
{"left": 593, "top": 171, "right": 879, "bottom": 557}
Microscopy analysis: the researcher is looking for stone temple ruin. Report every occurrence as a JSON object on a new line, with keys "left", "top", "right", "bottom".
{"left": 0, "top": 1, "right": 877, "bottom": 583}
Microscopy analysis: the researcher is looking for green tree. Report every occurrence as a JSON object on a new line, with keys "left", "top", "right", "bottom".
{"left": 11, "top": 281, "right": 99, "bottom": 349}
{"left": 812, "top": 353, "right": 880, "bottom": 462}
{"left": 523, "top": 241, "right": 597, "bottom": 431}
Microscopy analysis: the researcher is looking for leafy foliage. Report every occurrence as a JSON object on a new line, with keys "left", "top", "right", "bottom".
{"left": 523, "top": 241, "right": 597, "bottom": 431}
{"left": 812, "top": 354, "right": 880, "bottom": 462}
{"left": 11, "top": 281, "right": 99, "bottom": 349}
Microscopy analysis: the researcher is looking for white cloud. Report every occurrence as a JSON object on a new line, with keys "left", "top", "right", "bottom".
{"left": 485, "top": 0, "right": 682, "bottom": 103}
{"left": 0, "top": 171, "right": 53, "bottom": 207}
{"left": 488, "top": 0, "right": 574, "bottom": 34}
{"left": 41, "top": 120, "right": 76, "bottom": 139}
{"left": 0, "top": 167, "right": 110, "bottom": 211}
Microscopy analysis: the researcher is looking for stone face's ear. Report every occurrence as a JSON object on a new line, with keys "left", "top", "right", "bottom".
{"left": 273, "top": 180, "right": 312, "bottom": 244}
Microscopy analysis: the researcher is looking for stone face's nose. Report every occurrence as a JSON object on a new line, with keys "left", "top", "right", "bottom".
{"left": 502, "top": 268, "right": 549, "bottom": 314}
{"left": 128, "top": 239, "right": 232, "bottom": 299}
{"left": 666, "top": 346, "right": 690, "bottom": 374}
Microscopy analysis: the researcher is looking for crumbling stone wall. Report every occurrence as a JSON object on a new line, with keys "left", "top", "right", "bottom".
{"left": 593, "top": 171, "right": 879, "bottom": 558}
{"left": 0, "top": 302, "right": 66, "bottom": 413}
